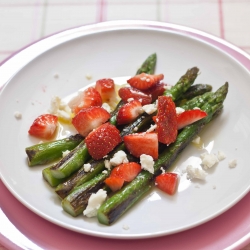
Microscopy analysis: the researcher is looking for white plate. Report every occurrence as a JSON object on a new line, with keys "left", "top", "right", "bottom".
{"left": 0, "top": 21, "right": 250, "bottom": 239}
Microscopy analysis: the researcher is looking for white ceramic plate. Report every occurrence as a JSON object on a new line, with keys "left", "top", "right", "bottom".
{"left": 0, "top": 21, "right": 250, "bottom": 239}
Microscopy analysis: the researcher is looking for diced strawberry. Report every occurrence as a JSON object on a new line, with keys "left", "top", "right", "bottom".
{"left": 104, "top": 176, "right": 124, "bottom": 192}
{"left": 156, "top": 96, "right": 178, "bottom": 145}
{"left": 68, "top": 87, "right": 102, "bottom": 114}
{"left": 155, "top": 173, "right": 179, "bottom": 195}
{"left": 28, "top": 114, "right": 58, "bottom": 139}
{"left": 118, "top": 87, "right": 152, "bottom": 105}
{"left": 72, "top": 107, "right": 110, "bottom": 137}
{"left": 85, "top": 123, "right": 122, "bottom": 160}
{"left": 110, "top": 162, "right": 141, "bottom": 182}
{"left": 142, "top": 82, "right": 168, "bottom": 102}
{"left": 177, "top": 109, "right": 207, "bottom": 129}
{"left": 116, "top": 100, "right": 143, "bottom": 125}
{"left": 95, "top": 78, "right": 116, "bottom": 102}
{"left": 123, "top": 132, "right": 158, "bottom": 159}
{"left": 127, "top": 73, "right": 164, "bottom": 90}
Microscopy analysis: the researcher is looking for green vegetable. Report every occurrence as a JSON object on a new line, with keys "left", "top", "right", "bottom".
{"left": 97, "top": 82, "right": 228, "bottom": 225}
{"left": 25, "top": 134, "right": 83, "bottom": 166}
{"left": 136, "top": 53, "right": 157, "bottom": 75}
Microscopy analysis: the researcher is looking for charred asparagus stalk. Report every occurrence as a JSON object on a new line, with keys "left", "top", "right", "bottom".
{"left": 97, "top": 83, "right": 228, "bottom": 225}
{"left": 25, "top": 134, "right": 83, "bottom": 166}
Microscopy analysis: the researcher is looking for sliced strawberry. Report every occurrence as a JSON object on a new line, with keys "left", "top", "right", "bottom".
{"left": 123, "top": 132, "right": 158, "bottom": 159}
{"left": 104, "top": 176, "right": 124, "bottom": 192}
{"left": 72, "top": 107, "right": 110, "bottom": 137}
{"left": 177, "top": 109, "right": 207, "bottom": 130}
{"left": 116, "top": 100, "right": 143, "bottom": 125}
{"left": 127, "top": 73, "right": 164, "bottom": 90}
{"left": 111, "top": 162, "right": 142, "bottom": 182}
{"left": 142, "top": 82, "right": 168, "bottom": 102}
{"left": 156, "top": 96, "right": 178, "bottom": 145}
{"left": 155, "top": 173, "right": 179, "bottom": 195}
{"left": 68, "top": 87, "right": 102, "bottom": 114}
{"left": 85, "top": 123, "right": 122, "bottom": 160}
{"left": 118, "top": 87, "right": 152, "bottom": 105}
{"left": 28, "top": 114, "right": 58, "bottom": 139}
{"left": 95, "top": 78, "right": 116, "bottom": 102}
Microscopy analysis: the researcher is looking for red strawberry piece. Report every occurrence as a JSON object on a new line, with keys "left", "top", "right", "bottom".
{"left": 85, "top": 123, "right": 122, "bottom": 160}
{"left": 118, "top": 87, "right": 152, "bottom": 105}
{"left": 155, "top": 173, "right": 179, "bottom": 195}
{"left": 116, "top": 100, "right": 143, "bottom": 125}
{"left": 127, "top": 73, "right": 164, "bottom": 90}
{"left": 110, "top": 162, "right": 142, "bottom": 182}
{"left": 123, "top": 132, "right": 158, "bottom": 159}
{"left": 68, "top": 87, "right": 102, "bottom": 114}
{"left": 156, "top": 96, "right": 178, "bottom": 145}
{"left": 177, "top": 109, "right": 207, "bottom": 130}
{"left": 142, "top": 82, "right": 168, "bottom": 102}
{"left": 104, "top": 176, "right": 124, "bottom": 192}
{"left": 28, "top": 114, "right": 58, "bottom": 139}
{"left": 72, "top": 107, "right": 110, "bottom": 137}
{"left": 95, "top": 78, "right": 116, "bottom": 102}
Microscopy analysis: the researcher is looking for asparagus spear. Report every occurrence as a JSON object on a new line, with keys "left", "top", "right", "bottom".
{"left": 25, "top": 134, "right": 83, "bottom": 166}
{"left": 136, "top": 53, "right": 157, "bottom": 75}
{"left": 97, "top": 83, "right": 228, "bottom": 225}
{"left": 60, "top": 83, "right": 227, "bottom": 216}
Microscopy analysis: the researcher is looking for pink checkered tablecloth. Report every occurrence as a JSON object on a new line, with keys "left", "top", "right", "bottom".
{"left": 0, "top": 1, "right": 250, "bottom": 249}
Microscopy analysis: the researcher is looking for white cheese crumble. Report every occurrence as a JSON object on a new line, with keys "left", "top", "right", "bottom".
{"left": 102, "top": 170, "right": 108, "bottom": 174}
{"left": 83, "top": 189, "right": 107, "bottom": 217}
{"left": 14, "top": 111, "right": 22, "bottom": 119}
{"left": 122, "top": 224, "right": 130, "bottom": 230}
{"left": 140, "top": 154, "right": 154, "bottom": 174}
{"left": 186, "top": 165, "right": 207, "bottom": 180}
{"left": 217, "top": 150, "right": 226, "bottom": 161}
{"left": 200, "top": 152, "right": 219, "bottom": 169}
{"left": 49, "top": 96, "right": 72, "bottom": 121}
{"left": 85, "top": 74, "right": 92, "bottom": 80}
{"left": 193, "top": 107, "right": 201, "bottom": 110}
{"left": 84, "top": 163, "right": 92, "bottom": 172}
{"left": 62, "top": 150, "right": 70, "bottom": 158}
{"left": 146, "top": 124, "right": 157, "bottom": 133}
{"left": 229, "top": 159, "right": 237, "bottom": 168}
{"left": 175, "top": 107, "right": 185, "bottom": 114}
{"left": 110, "top": 150, "right": 128, "bottom": 166}
{"left": 142, "top": 103, "right": 157, "bottom": 114}
{"left": 164, "top": 85, "right": 172, "bottom": 90}
{"left": 104, "top": 159, "right": 111, "bottom": 170}
{"left": 102, "top": 102, "right": 111, "bottom": 113}
{"left": 192, "top": 135, "right": 200, "bottom": 144}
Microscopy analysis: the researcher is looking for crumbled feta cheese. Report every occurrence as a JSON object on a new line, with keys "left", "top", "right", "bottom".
{"left": 110, "top": 150, "right": 128, "bottom": 166}
{"left": 14, "top": 111, "right": 22, "bottom": 119}
{"left": 140, "top": 154, "right": 154, "bottom": 174}
{"left": 102, "top": 102, "right": 111, "bottom": 113}
{"left": 85, "top": 74, "right": 92, "bottom": 80}
{"left": 122, "top": 224, "right": 130, "bottom": 230}
{"left": 217, "top": 150, "right": 226, "bottom": 161}
{"left": 186, "top": 165, "right": 207, "bottom": 180}
{"left": 175, "top": 107, "right": 185, "bottom": 114}
{"left": 142, "top": 103, "right": 157, "bottom": 114}
{"left": 133, "top": 127, "right": 138, "bottom": 132}
{"left": 49, "top": 96, "right": 72, "bottom": 121}
{"left": 200, "top": 152, "right": 219, "bottom": 169}
{"left": 83, "top": 189, "right": 107, "bottom": 217}
{"left": 54, "top": 73, "right": 59, "bottom": 78}
{"left": 164, "top": 85, "right": 172, "bottom": 90}
{"left": 84, "top": 163, "right": 92, "bottom": 172}
{"left": 229, "top": 159, "right": 237, "bottom": 168}
{"left": 146, "top": 124, "right": 157, "bottom": 133}
{"left": 192, "top": 135, "right": 200, "bottom": 144}
{"left": 62, "top": 150, "right": 70, "bottom": 158}
{"left": 90, "top": 168, "right": 94, "bottom": 172}
{"left": 193, "top": 107, "right": 200, "bottom": 110}
{"left": 160, "top": 167, "right": 165, "bottom": 174}
{"left": 102, "top": 170, "right": 108, "bottom": 174}
{"left": 104, "top": 159, "right": 111, "bottom": 170}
